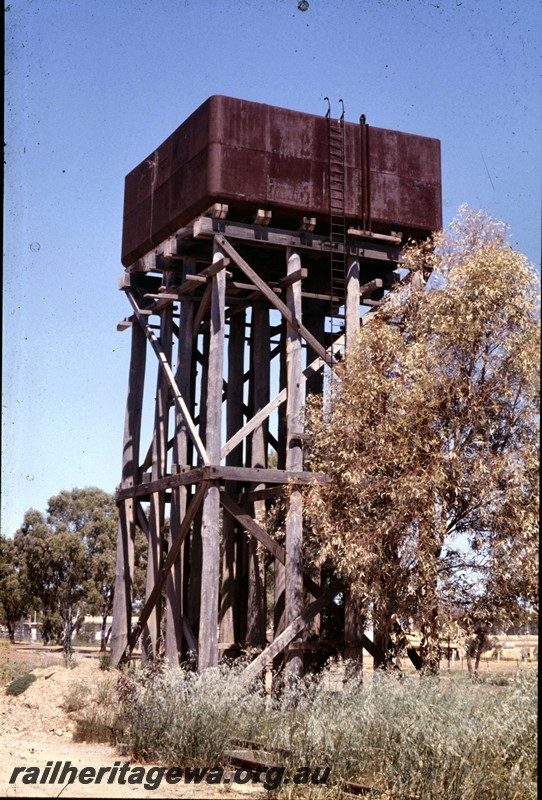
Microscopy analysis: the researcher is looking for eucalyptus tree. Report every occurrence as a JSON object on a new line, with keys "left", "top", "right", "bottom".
{"left": 304, "top": 207, "right": 540, "bottom": 673}
{"left": 15, "top": 487, "right": 146, "bottom": 657}
{"left": 0, "top": 534, "right": 29, "bottom": 641}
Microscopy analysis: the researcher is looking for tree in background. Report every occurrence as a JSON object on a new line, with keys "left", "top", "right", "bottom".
{"left": 0, "top": 534, "right": 29, "bottom": 641}
{"left": 14, "top": 487, "right": 146, "bottom": 658}
{"left": 15, "top": 506, "right": 89, "bottom": 658}
{"left": 46, "top": 488, "right": 120, "bottom": 651}
{"left": 304, "top": 207, "right": 539, "bottom": 674}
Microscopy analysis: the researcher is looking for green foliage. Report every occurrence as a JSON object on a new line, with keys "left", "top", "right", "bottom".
{"left": 6, "top": 672, "right": 37, "bottom": 696}
{"left": 13, "top": 488, "right": 146, "bottom": 657}
{"left": 13, "top": 488, "right": 146, "bottom": 663}
{"left": 0, "top": 534, "right": 29, "bottom": 640}
{"left": 304, "top": 207, "right": 540, "bottom": 670}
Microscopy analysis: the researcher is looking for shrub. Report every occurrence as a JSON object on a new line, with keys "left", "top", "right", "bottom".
{"left": 6, "top": 673, "right": 37, "bottom": 696}
{"left": 70, "top": 674, "right": 121, "bottom": 744}
{"left": 62, "top": 680, "right": 91, "bottom": 712}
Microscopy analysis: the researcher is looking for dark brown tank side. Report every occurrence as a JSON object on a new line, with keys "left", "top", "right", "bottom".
{"left": 121, "top": 95, "right": 442, "bottom": 267}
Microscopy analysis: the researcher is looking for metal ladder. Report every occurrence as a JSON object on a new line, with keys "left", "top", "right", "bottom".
{"left": 325, "top": 98, "right": 346, "bottom": 345}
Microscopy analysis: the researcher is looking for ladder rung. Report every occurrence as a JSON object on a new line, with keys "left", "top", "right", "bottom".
{"left": 328, "top": 119, "right": 346, "bottom": 330}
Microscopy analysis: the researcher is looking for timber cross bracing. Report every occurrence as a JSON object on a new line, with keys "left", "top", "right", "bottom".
{"left": 111, "top": 213, "right": 403, "bottom": 677}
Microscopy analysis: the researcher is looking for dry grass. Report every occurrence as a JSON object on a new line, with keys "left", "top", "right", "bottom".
{"left": 114, "top": 662, "right": 537, "bottom": 800}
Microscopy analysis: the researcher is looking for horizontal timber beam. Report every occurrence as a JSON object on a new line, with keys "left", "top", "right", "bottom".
{"left": 116, "top": 467, "right": 205, "bottom": 502}
{"left": 209, "top": 465, "right": 330, "bottom": 484}
{"left": 117, "top": 464, "right": 330, "bottom": 502}
{"left": 192, "top": 216, "right": 401, "bottom": 263}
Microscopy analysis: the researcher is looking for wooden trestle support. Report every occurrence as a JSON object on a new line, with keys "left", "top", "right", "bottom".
{"left": 110, "top": 211, "right": 403, "bottom": 679}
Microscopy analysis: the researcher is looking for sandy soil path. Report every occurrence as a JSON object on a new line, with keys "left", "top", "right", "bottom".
{"left": 0, "top": 649, "right": 267, "bottom": 799}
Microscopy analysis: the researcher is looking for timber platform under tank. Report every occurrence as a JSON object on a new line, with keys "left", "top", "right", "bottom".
{"left": 121, "top": 95, "right": 442, "bottom": 267}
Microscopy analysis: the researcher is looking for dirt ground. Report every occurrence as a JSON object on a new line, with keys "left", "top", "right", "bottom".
{"left": 0, "top": 644, "right": 267, "bottom": 799}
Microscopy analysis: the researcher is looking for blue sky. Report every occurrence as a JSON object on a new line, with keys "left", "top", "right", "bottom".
{"left": 3, "top": 0, "right": 541, "bottom": 536}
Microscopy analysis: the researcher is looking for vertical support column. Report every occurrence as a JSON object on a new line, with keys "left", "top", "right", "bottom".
{"left": 246, "top": 306, "right": 269, "bottom": 647}
{"left": 273, "top": 320, "right": 288, "bottom": 649}
{"left": 187, "top": 330, "right": 209, "bottom": 636}
{"left": 344, "top": 587, "right": 365, "bottom": 679}
{"left": 166, "top": 258, "right": 196, "bottom": 665}
{"left": 284, "top": 248, "right": 304, "bottom": 681}
{"left": 219, "top": 310, "right": 246, "bottom": 649}
{"left": 198, "top": 242, "right": 226, "bottom": 671}
{"left": 344, "top": 254, "right": 364, "bottom": 674}
{"left": 301, "top": 304, "right": 326, "bottom": 651}
{"left": 345, "top": 254, "right": 360, "bottom": 350}
{"left": 111, "top": 322, "right": 146, "bottom": 666}
{"left": 142, "top": 300, "right": 173, "bottom": 658}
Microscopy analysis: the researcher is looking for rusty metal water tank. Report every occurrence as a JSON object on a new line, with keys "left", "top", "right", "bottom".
{"left": 121, "top": 95, "right": 442, "bottom": 267}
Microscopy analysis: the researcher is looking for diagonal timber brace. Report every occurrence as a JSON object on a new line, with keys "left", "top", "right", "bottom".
{"left": 215, "top": 235, "right": 335, "bottom": 367}
{"left": 221, "top": 336, "right": 345, "bottom": 460}
{"left": 125, "top": 290, "right": 210, "bottom": 465}
{"left": 220, "top": 492, "right": 284, "bottom": 563}
{"left": 239, "top": 585, "right": 341, "bottom": 687}
{"left": 117, "top": 481, "right": 208, "bottom": 666}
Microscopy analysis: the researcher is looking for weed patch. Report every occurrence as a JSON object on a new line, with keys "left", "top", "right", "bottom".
{"left": 6, "top": 673, "right": 37, "bottom": 696}
{"left": 117, "top": 662, "right": 266, "bottom": 764}
{"left": 0, "top": 659, "right": 35, "bottom": 687}
{"left": 115, "top": 664, "right": 537, "bottom": 799}
{"left": 65, "top": 673, "right": 122, "bottom": 745}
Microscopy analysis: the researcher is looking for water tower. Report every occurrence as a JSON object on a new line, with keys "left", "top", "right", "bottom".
{"left": 110, "top": 96, "right": 442, "bottom": 678}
